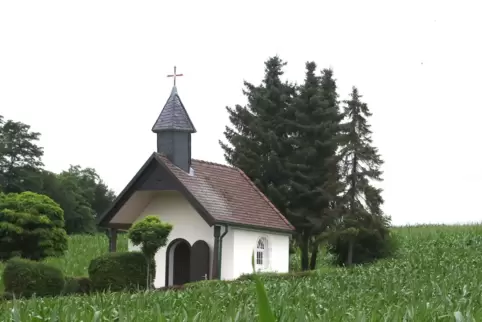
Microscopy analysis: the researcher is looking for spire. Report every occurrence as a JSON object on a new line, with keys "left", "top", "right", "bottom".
{"left": 152, "top": 85, "right": 196, "bottom": 133}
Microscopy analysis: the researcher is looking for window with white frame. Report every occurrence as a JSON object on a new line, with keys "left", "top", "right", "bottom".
{"left": 255, "top": 237, "right": 269, "bottom": 270}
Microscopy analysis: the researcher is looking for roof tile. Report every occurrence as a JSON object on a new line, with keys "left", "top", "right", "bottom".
{"left": 157, "top": 154, "right": 294, "bottom": 232}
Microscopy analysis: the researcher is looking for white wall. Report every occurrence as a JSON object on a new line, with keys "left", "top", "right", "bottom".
{"left": 219, "top": 227, "right": 234, "bottom": 280}
{"left": 230, "top": 228, "right": 290, "bottom": 279}
{"left": 128, "top": 190, "right": 213, "bottom": 288}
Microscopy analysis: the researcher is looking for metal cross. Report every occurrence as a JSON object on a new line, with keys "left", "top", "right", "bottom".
{"left": 167, "top": 66, "right": 183, "bottom": 86}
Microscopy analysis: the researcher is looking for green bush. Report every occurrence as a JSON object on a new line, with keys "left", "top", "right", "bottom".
{"left": 237, "top": 270, "right": 316, "bottom": 281}
{"left": 88, "top": 251, "right": 155, "bottom": 292}
{"left": 327, "top": 226, "right": 398, "bottom": 266}
{"left": 2, "top": 257, "right": 65, "bottom": 298}
{"left": 63, "top": 276, "right": 92, "bottom": 295}
{"left": 0, "top": 191, "right": 68, "bottom": 261}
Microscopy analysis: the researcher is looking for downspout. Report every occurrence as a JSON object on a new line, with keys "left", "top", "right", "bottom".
{"left": 217, "top": 224, "right": 229, "bottom": 279}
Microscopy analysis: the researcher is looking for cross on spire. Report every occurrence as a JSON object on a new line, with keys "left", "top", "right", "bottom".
{"left": 167, "top": 66, "right": 183, "bottom": 86}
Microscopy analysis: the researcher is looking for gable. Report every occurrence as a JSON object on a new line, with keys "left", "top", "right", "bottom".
{"left": 97, "top": 153, "right": 215, "bottom": 228}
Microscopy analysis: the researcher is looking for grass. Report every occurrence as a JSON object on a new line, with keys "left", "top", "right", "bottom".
{"left": 1, "top": 225, "right": 482, "bottom": 321}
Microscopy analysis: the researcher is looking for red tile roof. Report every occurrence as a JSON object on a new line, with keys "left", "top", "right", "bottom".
{"left": 157, "top": 154, "right": 295, "bottom": 232}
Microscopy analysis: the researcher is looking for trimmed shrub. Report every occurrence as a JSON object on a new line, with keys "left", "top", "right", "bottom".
{"left": 63, "top": 276, "right": 92, "bottom": 295}
{"left": 237, "top": 270, "right": 316, "bottom": 281}
{"left": 88, "top": 251, "right": 155, "bottom": 292}
{"left": 2, "top": 257, "right": 65, "bottom": 298}
{"left": 128, "top": 216, "right": 172, "bottom": 289}
{"left": 0, "top": 191, "right": 68, "bottom": 261}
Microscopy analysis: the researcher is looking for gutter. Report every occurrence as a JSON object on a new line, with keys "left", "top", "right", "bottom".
{"left": 217, "top": 224, "right": 229, "bottom": 279}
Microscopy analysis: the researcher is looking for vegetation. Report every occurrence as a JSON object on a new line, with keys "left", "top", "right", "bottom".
{"left": 128, "top": 215, "right": 173, "bottom": 288}
{"left": 2, "top": 258, "right": 65, "bottom": 298}
{"left": 0, "top": 191, "right": 68, "bottom": 261}
{"left": 328, "top": 87, "right": 393, "bottom": 266}
{"left": 220, "top": 56, "right": 392, "bottom": 269}
{"left": 0, "top": 116, "right": 116, "bottom": 235}
{"left": 0, "top": 225, "right": 480, "bottom": 320}
{"left": 62, "top": 276, "right": 92, "bottom": 295}
{"left": 88, "top": 251, "right": 155, "bottom": 292}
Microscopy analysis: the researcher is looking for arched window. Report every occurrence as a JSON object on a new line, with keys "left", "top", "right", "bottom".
{"left": 256, "top": 237, "right": 269, "bottom": 270}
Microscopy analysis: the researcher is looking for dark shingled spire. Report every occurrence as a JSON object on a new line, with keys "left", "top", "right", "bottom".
{"left": 152, "top": 85, "right": 195, "bottom": 173}
{"left": 152, "top": 86, "right": 196, "bottom": 133}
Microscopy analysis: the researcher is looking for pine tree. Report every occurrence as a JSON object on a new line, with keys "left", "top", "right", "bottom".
{"left": 220, "top": 56, "right": 295, "bottom": 216}
{"left": 331, "top": 87, "right": 393, "bottom": 266}
{"left": 286, "top": 63, "right": 344, "bottom": 270}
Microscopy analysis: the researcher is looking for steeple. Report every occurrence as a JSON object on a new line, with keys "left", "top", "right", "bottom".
{"left": 152, "top": 84, "right": 196, "bottom": 173}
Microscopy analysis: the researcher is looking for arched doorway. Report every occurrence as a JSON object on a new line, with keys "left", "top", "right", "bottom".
{"left": 190, "top": 240, "right": 210, "bottom": 282}
{"left": 165, "top": 239, "right": 211, "bottom": 286}
{"left": 166, "top": 239, "right": 191, "bottom": 286}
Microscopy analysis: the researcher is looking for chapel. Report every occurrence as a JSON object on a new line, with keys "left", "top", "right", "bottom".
{"left": 97, "top": 70, "right": 294, "bottom": 287}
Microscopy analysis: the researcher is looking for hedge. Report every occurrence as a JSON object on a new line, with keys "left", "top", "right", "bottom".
{"left": 2, "top": 258, "right": 65, "bottom": 298}
{"left": 63, "top": 276, "right": 92, "bottom": 295}
{"left": 88, "top": 251, "right": 155, "bottom": 292}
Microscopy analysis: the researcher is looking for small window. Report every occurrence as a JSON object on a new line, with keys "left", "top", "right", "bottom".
{"left": 256, "top": 237, "right": 269, "bottom": 270}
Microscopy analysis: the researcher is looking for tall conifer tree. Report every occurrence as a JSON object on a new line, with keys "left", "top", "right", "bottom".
{"left": 333, "top": 87, "right": 392, "bottom": 266}
{"left": 220, "top": 56, "right": 295, "bottom": 216}
{"left": 286, "top": 63, "right": 344, "bottom": 270}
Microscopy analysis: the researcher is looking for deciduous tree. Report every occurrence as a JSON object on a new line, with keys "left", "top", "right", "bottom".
{"left": 0, "top": 116, "right": 44, "bottom": 193}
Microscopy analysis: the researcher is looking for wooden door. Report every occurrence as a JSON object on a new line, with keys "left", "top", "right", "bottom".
{"left": 190, "top": 240, "right": 210, "bottom": 282}
{"left": 173, "top": 241, "right": 191, "bottom": 285}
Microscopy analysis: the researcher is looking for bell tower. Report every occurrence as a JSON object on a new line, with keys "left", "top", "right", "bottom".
{"left": 152, "top": 67, "right": 196, "bottom": 172}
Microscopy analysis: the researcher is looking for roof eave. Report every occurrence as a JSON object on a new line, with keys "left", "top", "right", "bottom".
{"left": 214, "top": 221, "right": 296, "bottom": 235}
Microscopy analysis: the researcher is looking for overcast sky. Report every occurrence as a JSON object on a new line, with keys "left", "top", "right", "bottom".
{"left": 1, "top": 1, "right": 480, "bottom": 226}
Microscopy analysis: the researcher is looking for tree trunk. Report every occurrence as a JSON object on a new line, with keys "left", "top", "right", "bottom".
{"left": 300, "top": 233, "right": 310, "bottom": 271}
{"left": 309, "top": 245, "right": 318, "bottom": 270}
{"left": 146, "top": 258, "right": 150, "bottom": 290}
{"left": 346, "top": 239, "right": 354, "bottom": 266}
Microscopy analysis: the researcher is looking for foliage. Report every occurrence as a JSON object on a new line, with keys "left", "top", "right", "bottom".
{"left": 0, "top": 191, "right": 68, "bottom": 261}
{"left": 286, "top": 63, "right": 344, "bottom": 270}
{"left": 2, "top": 258, "right": 64, "bottom": 298}
{"left": 128, "top": 216, "right": 172, "bottom": 289}
{"left": 331, "top": 87, "right": 393, "bottom": 265}
{"left": 0, "top": 233, "right": 128, "bottom": 291}
{"left": 237, "top": 270, "right": 316, "bottom": 281}
{"left": 1, "top": 226, "right": 481, "bottom": 319}
{"left": 0, "top": 115, "right": 116, "bottom": 235}
{"left": 328, "top": 222, "right": 398, "bottom": 265}
{"left": 128, "top": 216, "right": 172, "bottom": 260}
{"left": 88, "top": 252, "right": 155, "bottom": 292}
{"left": 0, "top": 116, "right": 44, "bottom": 194}
{"left": 56, "top": 165, "right": 115, "bottom": 234}
{"left": 62, "top": 276, "right": 92, "bottom": 295}
{"left": 220, "top": 56, "right": 296, "bottom": 218}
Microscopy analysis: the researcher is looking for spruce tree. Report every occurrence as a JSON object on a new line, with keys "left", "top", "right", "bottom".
{"left": 286, "top": 63, "right": 344, "bottom": 270}
{"left": 220, "top": 56, "right": 295, "bottom": 216}
{"left": 331, "top": 87, "right": 393, "bottom": 266}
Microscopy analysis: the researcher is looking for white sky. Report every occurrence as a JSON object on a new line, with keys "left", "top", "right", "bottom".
{"left": 1, "top": 1, "right": 480, "bottom": 226}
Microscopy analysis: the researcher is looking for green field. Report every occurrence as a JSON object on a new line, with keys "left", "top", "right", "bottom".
{"left": 1, "top": 225, "right": 482, "bottom": 321}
